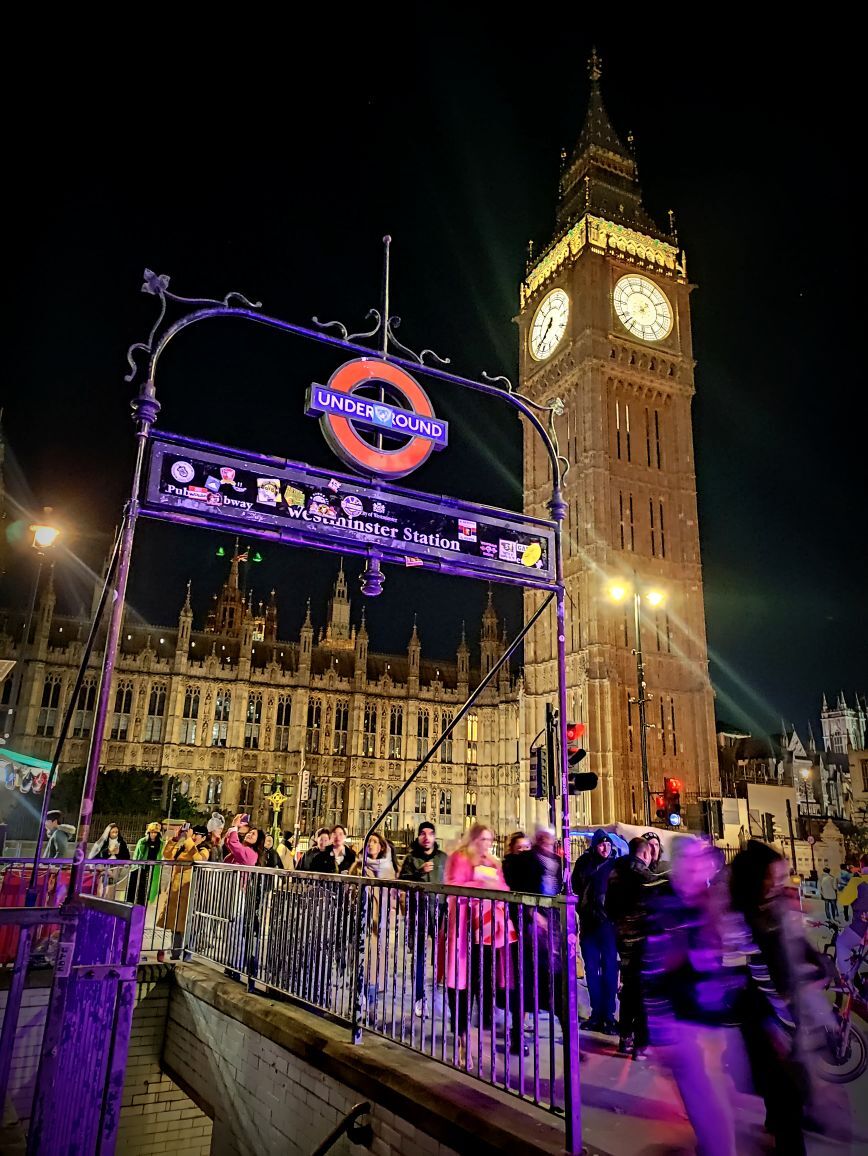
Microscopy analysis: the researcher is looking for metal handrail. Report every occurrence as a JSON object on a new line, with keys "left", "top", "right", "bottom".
{"left": 310, "top": 1102, "right": 372, "bottom": 1156}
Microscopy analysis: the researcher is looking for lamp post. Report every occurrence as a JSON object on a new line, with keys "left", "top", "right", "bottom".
{"left": 800, "top": 767, "right": 812, "bottom": 815}
{"left": 266, "top": 773, "right": 287, "bottom": 842}
{"left": 3, "top": 512, "right": 60, "bottom": 745}
{"left": 609, "top": 577, "right": 665, "bottom": 828}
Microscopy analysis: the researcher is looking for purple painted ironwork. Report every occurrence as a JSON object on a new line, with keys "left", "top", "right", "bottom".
{"left": 98, "top": 267, "right": 583, "bottom": 1151}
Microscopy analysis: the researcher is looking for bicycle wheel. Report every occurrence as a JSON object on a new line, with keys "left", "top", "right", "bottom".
{"left": 816, "top": 1020, "right": 868, "bottom": 1084}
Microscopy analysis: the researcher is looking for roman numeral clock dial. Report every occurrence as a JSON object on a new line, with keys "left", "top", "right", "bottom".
{"left": 613, "top": 274, "right": 673, "bottom": 342}
{"left": 529, "top": 288, "right": 569, "bottom": 361}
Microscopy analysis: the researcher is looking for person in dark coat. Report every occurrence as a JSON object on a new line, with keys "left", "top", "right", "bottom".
{"left": 308, "top": 825, "right": 357, "bottom": 873}
{"left": 399, "top": 822, "right": 448, "bottom": 1017}
{"left": 503, "top": 828, "right": 564, "bottom": 1055}
{"left": 571, "top": 828, "right": 617, "bottom": 1033}
{"left": 297, "top": 828, "right": 332, "bottom": 871}
{"left": 605, "top": 836, "right": 668, "bottom": 1058}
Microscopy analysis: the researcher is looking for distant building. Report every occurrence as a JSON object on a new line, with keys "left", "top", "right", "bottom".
{"left": 821, "top": 691, "right": 867, "bottom": 755}
{"left": 0, "top": 554, "right": 524, "bottom": 840}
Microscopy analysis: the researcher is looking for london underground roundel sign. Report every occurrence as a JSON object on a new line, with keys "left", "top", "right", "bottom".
{"left": 305, "top": 358, "right": 449, "bottom": 479}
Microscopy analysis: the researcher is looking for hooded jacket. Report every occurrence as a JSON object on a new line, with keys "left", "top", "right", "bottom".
{"left": 45, "top": 823, "right": 76, "bottom": 859}
{"left": 571, "top": 829, "right": 615, "bottom": 933}
{"left": 90, "top": 826, "right": 131, "bottom": 861}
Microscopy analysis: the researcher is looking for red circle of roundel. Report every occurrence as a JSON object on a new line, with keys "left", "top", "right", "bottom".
{"left": 320, "top": 358, "right": 438, "bottom": 478}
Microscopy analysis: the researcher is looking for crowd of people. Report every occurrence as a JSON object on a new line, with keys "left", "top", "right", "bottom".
{"left": 36, "top": 807, "right": 867, "bottom": 1151}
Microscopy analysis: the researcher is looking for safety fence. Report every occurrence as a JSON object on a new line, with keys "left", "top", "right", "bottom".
{"left": 0, "top": 856, "right": 200, "bottom": 965}
{"left": 185, "top": 864, "right": 569, "bottom": 1115}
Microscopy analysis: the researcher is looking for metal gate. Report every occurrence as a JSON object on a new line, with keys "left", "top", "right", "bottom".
{"left": 0, "top": 896, "right": 144, "bottom": 1155}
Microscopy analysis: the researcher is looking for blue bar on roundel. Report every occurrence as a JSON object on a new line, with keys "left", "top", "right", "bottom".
{"left": 305, "top": 385, "right": 449, "bottom": 449}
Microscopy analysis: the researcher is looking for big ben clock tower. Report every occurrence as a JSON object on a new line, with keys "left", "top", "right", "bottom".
{"left": 521, "top": 52, "right": 719, "bottom": 825}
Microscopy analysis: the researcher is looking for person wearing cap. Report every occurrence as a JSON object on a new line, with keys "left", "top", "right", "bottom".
{"left": 297, "top": 827, "right": 332, "bottom": 871}
{"left": 400, "top": 822, "right": 448, "bottom": 1017}
{"left": 131, "top": 822, "right": 164, "bottom": 905}
{"left": 642, "top": 831, "right": 668, "bottom": 876}
{"left": 571, "top": 829, "right": 618, "bottom": 1034}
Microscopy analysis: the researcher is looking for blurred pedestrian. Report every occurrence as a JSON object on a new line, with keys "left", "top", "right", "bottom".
{"left": 572, "top": 829, "right": 617, "bottom": 1033}
{"left": 399, "top": 821, "right": 448, "bottom": 1018}
{"left": 503, "top": 827, "right": 564, "bottom": 1056}
{"left": 606, "top": 836, "right": 667, "bottom": 1059}
{"left": 731, "top": 839, "right": 850, "bottom": 1153}
{"left": 819, "top": 867, "right": 839, "bottom": 921}
{"left": 441, "top": 824, "right": 516, "bottom": 1068}
{"left": 643, "top": 838, "right": 745, "bottom": 1156}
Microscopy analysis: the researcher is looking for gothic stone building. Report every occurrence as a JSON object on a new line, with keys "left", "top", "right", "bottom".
{"left": 520, "top": 54, "right": 720, "bottom": 825}
{"left": 0, "top": 555, "right": 523, "bottom": 840}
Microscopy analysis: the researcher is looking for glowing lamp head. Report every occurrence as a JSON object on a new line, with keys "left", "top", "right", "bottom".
{"left": 800, "top": 768, "right": 811, "bottom": 780}
{"left": 30, "top": 524, "right": 60, "bottom": 550}
{"left": 645, "top": 589, "right": 665, "bottom": 607}
{"left": 609, "top": 584, "right": 627, "bottom": 603}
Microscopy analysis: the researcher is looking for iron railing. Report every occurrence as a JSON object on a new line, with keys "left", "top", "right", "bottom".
{"left": 185, "top": 863, "right": 570, "bottom": 1115}
{"left": 0, "top": 856, "right": 207, "bottom": 965}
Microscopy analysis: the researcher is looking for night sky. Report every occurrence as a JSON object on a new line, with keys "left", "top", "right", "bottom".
{"left": 3, "top": 19, "right": 863, "bottom": 740}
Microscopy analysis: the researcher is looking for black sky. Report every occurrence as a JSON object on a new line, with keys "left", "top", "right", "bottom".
{"left": 2, "top": 17, "right": 864, "bottom": 738}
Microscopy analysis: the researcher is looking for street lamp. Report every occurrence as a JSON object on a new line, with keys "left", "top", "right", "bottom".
{"left": 3, "top": 510, "right": 60, "bottom": 744}
{"left": 609, "top": 577, "right": 666, "bottom": 827}
{"left": 800, "top": 767, "right": 812, "bottom": 813}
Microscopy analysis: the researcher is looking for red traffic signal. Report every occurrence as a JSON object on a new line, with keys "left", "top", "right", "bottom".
{"left": 566, "top": 722, "right": 586, "bottom": 744}
{"left": 566, "top": 721, "right": 586, "bottom": 768}
{"left": 654, "top": 793, "right": 667, "bottom": 819}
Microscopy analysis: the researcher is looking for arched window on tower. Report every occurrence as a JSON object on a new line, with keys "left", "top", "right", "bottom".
{"left": 359, "top": 783, "right": 374, "bottom": 830}
{"left": 206, "top": 776, "right": 223, "bottom": 805}
{"left": 413, "top": 787, "right": 428, "bottom": 826}
{"left": 144, "top": 684, "right": 167, "bottom": 742}
{"left": 363, "top": 703, "right": 378, "bottom": 757}
{"left": 275, "top": 695, "right": 292, "bottom": 751}
{"left": 180, "top": 687, "right": 200, "bottom": 744}
{"left": 110, "top": 681, "right": 133, "bottom": 741}
{"left": 239, "top": 778, "right": 255, "bottom": 809}
{"left": 37, "top": 675, "right": 63, "bottom": 737}
{"left": 333, "top": 700, "right": 349, "bottom": 755}
{"left": 439, "top": 789, "right": 453, "bottom": 821}
{"left": 72, "top": 679, "right": 97, "bottom": 739}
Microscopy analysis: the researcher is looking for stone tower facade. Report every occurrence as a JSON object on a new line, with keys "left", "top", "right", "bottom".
{"left": 519, "top": 54, "right": 719, "bottom": 825}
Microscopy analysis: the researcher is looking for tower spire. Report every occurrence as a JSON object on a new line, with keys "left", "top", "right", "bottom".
{"left": 556, "top": 50, "right": 665, "bottom": 237}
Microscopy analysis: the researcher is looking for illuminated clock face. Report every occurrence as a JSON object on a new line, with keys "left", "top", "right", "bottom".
{"left": 529, "top": 288, "right": 570, "bottom": 361}
{"left": 613, "top": 275, "right": 673, "bottom": 342}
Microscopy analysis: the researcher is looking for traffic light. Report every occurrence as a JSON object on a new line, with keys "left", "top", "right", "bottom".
{"left": 566, "top": 721, "right": 598, "bottom": 794}
{"left": 663, "top": 777, "right": 682, "bottom": 827}
{"left": 654, "top": 794, "right": 667, "bottom": 820}
{"left": 566, "top": 721, "right": 586, "bottom": 765}
{"left": 530, "top": 746, "right": 547, "bottom": 799}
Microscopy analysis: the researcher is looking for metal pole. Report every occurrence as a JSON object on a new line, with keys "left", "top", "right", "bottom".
{"left": 6, "top": 554, "right": 44, "bottom": 743}
{"left": 28, "top": 526, "right": 123, "bottom": 889}
{"left": 551, "top": 486, "right": 581, "bottom": 1156}
{"left": 634, "top": 590, "right": 651, "bottom": 828}
{"left": 786, "top": 798, "right": 798, "bottom": 873}
{"left": 68, "top": 382, "right": 160, "bottom": 899}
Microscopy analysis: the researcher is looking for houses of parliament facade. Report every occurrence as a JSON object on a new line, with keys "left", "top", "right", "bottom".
{"left": 1, "top": 55, "right": 719, "bottom": 835}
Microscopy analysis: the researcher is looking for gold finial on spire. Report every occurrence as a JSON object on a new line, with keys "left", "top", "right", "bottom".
{"left": 588, "top": 47, "right": 602, "bottom": 82}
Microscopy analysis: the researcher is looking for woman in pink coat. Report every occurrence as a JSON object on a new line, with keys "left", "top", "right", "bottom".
{"left": 442, "top": 824, "right": 516, "bottom": 1067}
{"left": 224, "top": 814, "right": 263, "bottom": 866}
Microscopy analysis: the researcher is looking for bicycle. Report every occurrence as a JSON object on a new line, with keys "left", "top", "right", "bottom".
{"left": 814, "top": 929, "right": 868, "bottom": 1084}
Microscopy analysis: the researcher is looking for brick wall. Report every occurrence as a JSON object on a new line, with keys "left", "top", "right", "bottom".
{"left": 166, "top": 987, "right": 459, "bottom": 1156}
{"left": 0, "top": 969, "right": 211, "bottom": 1155}
{"left": 117, "top": 970, "right": 212, "bottom": 1156}
{"left": 0, "top": 982, "right": 50, "bottom": 1129}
